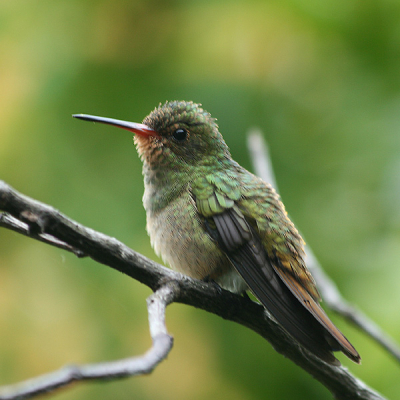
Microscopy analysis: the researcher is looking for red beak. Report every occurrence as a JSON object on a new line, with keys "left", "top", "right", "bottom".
{"left": 73, "top": 114, "right": 159, "bottom": 137}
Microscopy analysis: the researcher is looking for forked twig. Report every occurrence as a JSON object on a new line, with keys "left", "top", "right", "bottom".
{"left": 0, "top": 282, "right": 176, "bottom": 400}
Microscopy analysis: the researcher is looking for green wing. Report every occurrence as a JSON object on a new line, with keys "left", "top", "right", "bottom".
{"left": 192, "top": 173, "right": 360, "bottom": 364}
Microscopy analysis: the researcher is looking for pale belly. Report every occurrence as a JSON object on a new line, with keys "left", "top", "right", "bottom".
{"left": 145, "top": 191, "right": 247, "bottom": 293}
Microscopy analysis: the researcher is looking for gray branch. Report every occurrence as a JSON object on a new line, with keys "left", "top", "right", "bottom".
{"left": 247, "top": 129, "right": 400, "bottom": 364}
{"left": 0, "top": 279, "right": 176, "bottom": 400}
{"left": 0, "top": 175, "right": 385, "bottom": 400}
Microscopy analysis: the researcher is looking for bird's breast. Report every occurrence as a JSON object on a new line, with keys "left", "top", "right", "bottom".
{"left": 143, "top": 188, "right": 247, "bottom": 293}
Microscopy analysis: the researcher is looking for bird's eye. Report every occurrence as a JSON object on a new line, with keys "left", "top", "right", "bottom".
{"left": 172, "top": 128, "right": 188, "bottom": 142}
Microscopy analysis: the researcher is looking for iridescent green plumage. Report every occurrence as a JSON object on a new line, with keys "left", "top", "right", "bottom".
{"left": 74, "top": 100, "right": 360, "bottom": 365}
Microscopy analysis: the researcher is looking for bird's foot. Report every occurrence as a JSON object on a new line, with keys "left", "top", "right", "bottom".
{"left": 203, "top": 275, "right": 223, "bottom": 295}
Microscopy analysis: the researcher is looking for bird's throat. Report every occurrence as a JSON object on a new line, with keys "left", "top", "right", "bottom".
{"left": 141, "top": 162, "right": 190, "bottom": 213}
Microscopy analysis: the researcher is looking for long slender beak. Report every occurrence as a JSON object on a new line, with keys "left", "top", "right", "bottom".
{"left": 72, "top": 114, "right": 159, "bottom": 137}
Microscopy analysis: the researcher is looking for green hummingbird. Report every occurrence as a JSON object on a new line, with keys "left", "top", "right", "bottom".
{"left": 73, "top": 100, "right": 360, "bottom": 365}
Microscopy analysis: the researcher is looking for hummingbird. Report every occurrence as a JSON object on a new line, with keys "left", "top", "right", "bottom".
{"left": 73, "top": 100, "right": 360, "bottom": 365}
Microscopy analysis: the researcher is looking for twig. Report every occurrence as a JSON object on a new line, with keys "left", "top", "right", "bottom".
{"left": 306, "top": 249, "right": 400, "bottom": 363}
{"left": 247, "top": 128, "right": 278, "bottom": 189}
{"left": 247, "top": 129, "right": 400, "bottom": 364}
{"left": 0, "top": 213, "right": 86, "bottom": 257}
{"left": 0, "top": 179, "right": 386, "bottom": 399}
{"left": 0, "top": 282, "right": 176, "bottom": 400}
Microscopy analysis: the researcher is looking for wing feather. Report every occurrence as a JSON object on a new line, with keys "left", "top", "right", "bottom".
{"left": 272, "top": 262, "right": 360, "bottom": 362}
{"left": 210, "top": 208, "right": 360, "bottom": 364}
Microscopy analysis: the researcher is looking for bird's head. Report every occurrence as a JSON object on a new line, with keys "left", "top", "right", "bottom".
{"left": 74, "top": 101, "right": 231, "bottom": 171}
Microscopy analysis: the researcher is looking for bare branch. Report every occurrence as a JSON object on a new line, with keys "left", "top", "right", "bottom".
{"left": 247, "top": 129, "right": 400, "bottom": 364}
{"left": 0, "top": 282, "right": 176, "bottom": 400}
{"left": 0, "top": 179, "right": 387, "bottom": 399}
{"left": 306, "top": 250, "right": 400, "bottom": 363}
{"left": 0, "top": 213, "right": 86, "bottom": 257}
{"left": 247, "top": 128, "right": 278, "bottom": 189}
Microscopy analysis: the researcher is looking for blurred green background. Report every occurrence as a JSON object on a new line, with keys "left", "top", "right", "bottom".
{"left": 1, "top": 0, "right": 400, "bottom": 399}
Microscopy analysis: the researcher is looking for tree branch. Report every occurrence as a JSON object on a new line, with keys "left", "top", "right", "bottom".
{"left": 0, "top": 180, "right": 385, "bottom": 399}
{"left": 0, "top": 213, "right": 86, "bottom": 257}
{"left": 247, "top": 129, "right": 400, "bottom": 364}
{"left": 0, "top": 281, "right": 175, "bottom": 400}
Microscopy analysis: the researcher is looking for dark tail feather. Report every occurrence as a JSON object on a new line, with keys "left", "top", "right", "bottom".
{"left": 229, "top": 243, "right": 341, "bottom": 365}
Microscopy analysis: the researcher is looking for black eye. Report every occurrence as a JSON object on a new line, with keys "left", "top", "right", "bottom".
{"left": 173, "top": 128, "right": 188, "bottom": 142}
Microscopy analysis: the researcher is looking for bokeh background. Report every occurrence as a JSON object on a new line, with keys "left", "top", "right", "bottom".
{"left": 1, "top": 1, "right": 400, "bottom": 399}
